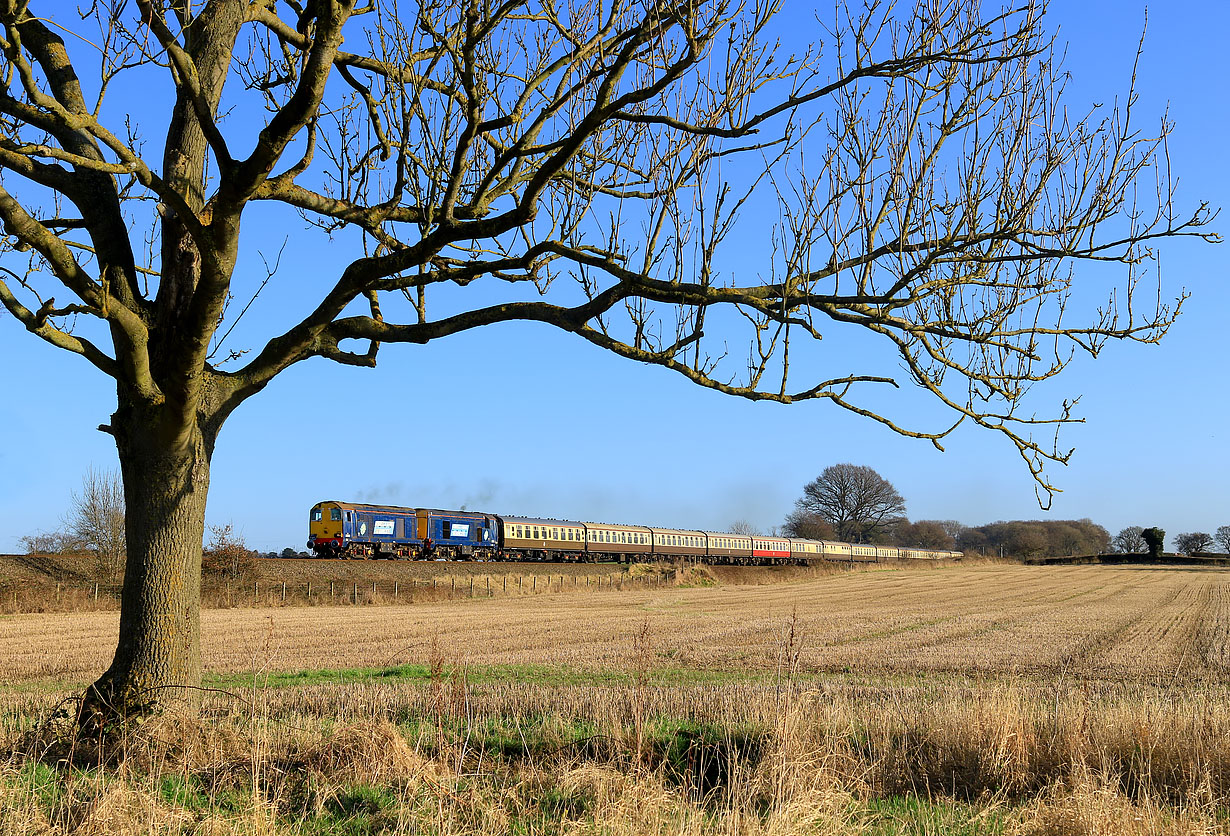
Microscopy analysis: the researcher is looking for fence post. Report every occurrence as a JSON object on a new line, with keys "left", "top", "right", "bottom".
{"left": 373, "top": 581, "right": 377, "bottom": 600}
{"left": 330, "top": 581, "right": 334, "bottom": 602}
{"left": 353, "top": 582, "right": 358, "bottom": 604}
{"left": 470, "top": 577, "right": 474, "bottom": 597}
{"left": 255, "top": 581, "right": 259, "bottom": 600}
{"left": 94, "top": 582, "right": 99, "bottom": 603}
{"left": 281, "top": 582, "right": 286, "bottom": 603}
{"left": 503, "top": 575, "right": 507, "bottom": 593}
{"left": 394, "top": 581, "right": 399, "bottom": 601}
{"left": 533, "top": 575, "right": 537, "bottom": 592}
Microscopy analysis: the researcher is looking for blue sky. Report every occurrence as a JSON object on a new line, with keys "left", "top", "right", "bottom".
{"left": 0, "top": 1, "right": 1225, "bottom": 553}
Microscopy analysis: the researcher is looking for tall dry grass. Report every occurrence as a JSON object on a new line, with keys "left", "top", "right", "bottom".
{"left": 5, "top": 672, "right": 1230, "bottom": 834}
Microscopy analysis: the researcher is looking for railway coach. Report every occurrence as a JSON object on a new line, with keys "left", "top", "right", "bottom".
{"left": 308, "top": 500, "right": 963, "bottom": 564}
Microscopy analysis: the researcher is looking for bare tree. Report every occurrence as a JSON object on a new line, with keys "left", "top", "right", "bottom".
{"left": 203, "top": 524, "right": 251, "bottom": 580}
{"left": 1216, "top": 526, "right": 1230, "bottom": 554}
{"left": 794, "top": 464, "right": 906, "bottom": 543}
{"left": 0, "top": 1, "right": 1213, "bottom": 727}
{"left": 781, "top": 509, "right": 835, "bottom": 541}
{"left": 897, "top": 520, "right": 955, "bottom": 550}
{"left": 1175, "top": 532, "right": 1213, "bottom": 556}
{"left": 1111, "top": 525, "right": 1147, "bottom": 554}
{"left": 63, "top": 467, "right": 126, "bottom": 581}
{"left": 934, "top": 520, "right": 968, "bottom": 544}
{"left": 727, "top": 520, "right": 760, "bottom": 536}
{"left": 18, "top": 529, "right": 87, "bottom": 555}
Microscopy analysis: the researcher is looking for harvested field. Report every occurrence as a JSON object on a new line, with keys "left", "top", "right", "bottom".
{"left": 2, "top": 563, "right": 1227, "bottom": 688}
{"left": 6, "top": 562, "right": 1230, "bottom": 835}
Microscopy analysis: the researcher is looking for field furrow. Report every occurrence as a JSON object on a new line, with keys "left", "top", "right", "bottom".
{"left": 3, "top": 564, "right": 1228, "bottom": 688}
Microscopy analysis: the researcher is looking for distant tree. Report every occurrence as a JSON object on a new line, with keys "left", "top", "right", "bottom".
{"left": 1003, "top": 522, "right": 1049, "bottom": 559}
{"left": 280, "top": 547, "right": 298, "bottom": 559}
{"left": 1111, "top": 526, "right": 1147, "bottom": 554}
{"left": 64, "top": 467, "right": 126, "bottom": 581}
{"left": 1216, "top": 526, "right": 1230, "bottom": 554}
{"left": 956, "top": 527, "right": 990, "bottom": 555}
{"left": 18, "top": 529, "right": 87, "bottom": 555}
{"left": 728, "top": 520, "right": 760, "bottom": 536}
{"left": 793, "top": 464, "right": 906, "bottom": 543}
{"left": 1175, "top": 532, "right": 1214, "bottom": 556}
{"left": 204, "top": 525, "right": 252, "bottom": 581}
{"left": 935, "top": 520, "right": 969, "bottom": 544}
{"left": 1142, "top": 528, "right": 1166, "bottom": 558}
{"left": 899, "top": 521, "right": 956, "bottom": 550}
{"left": 780, "top": 511, "right": 836, "bottom": 541}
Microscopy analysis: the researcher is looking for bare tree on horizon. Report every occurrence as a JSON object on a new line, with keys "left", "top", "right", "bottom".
{"left": 793, "top": 464, "right": 907, "bottom": 543}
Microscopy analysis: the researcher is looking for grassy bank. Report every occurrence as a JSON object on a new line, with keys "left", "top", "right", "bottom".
{"left": 5, "top": 667, "right": 1230, "bottom": 834}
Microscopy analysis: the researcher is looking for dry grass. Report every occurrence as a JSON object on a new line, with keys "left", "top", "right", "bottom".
{"left": 5, "top": 676, "right": 1230, "bottom": 834}
{"left": 4, "top": 562, "right": 1230, "bottom": 833}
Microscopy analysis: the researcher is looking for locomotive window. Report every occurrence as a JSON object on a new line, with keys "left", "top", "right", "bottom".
{"left": 311, "top": 508, "right": 322, "bottom": 522}
{"left": 331, "top": 508, "right": 343, "bottom": 521}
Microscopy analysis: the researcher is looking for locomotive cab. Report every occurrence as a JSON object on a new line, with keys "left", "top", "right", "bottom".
{"left": 308, "top": 501, "right": 346, "bottom": 557}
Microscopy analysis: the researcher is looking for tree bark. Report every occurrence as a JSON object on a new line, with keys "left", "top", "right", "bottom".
{"left": 78, "top": 397, "right": 217, "bottom": 732}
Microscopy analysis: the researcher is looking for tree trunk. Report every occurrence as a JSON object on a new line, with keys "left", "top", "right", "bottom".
{"left": 78, "top": 399, "right": 215, "bottom": 732}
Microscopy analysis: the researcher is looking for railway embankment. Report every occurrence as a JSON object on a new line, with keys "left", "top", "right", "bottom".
{"left": 0, "top": 552, "right": 908, "bottom": 614}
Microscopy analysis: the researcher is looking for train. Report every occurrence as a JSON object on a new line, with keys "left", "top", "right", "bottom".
{"left": 307, "top": 500, "right": 962, "bottom": 564}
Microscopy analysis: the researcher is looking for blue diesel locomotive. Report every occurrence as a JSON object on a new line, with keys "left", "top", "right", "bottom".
{"left": 308, "top": 500, "right": 961, "bottom": 564}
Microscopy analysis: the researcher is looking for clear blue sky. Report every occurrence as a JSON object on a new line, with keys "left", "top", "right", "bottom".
{"left": 0, "top": 1, "right": 1225, "bottom": 553}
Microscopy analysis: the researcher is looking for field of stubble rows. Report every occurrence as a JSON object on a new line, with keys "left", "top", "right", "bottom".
{"left": 2, "top": 563, "right": 1227, "bottom": 687}
{"left": 6, "top": 562, "right": 1230, "bottom": 836}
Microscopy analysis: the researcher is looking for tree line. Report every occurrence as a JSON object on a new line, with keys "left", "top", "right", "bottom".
{"left": 774, "top": 463, "right": 1228, "bottom": 559}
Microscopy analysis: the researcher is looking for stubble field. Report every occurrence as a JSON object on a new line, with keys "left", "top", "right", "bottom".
{"left": 5, "top": 562, "right": 1230, "bottom": 835}
{"left": 2, "top": 563, "right": 1227, "bottom": 687}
